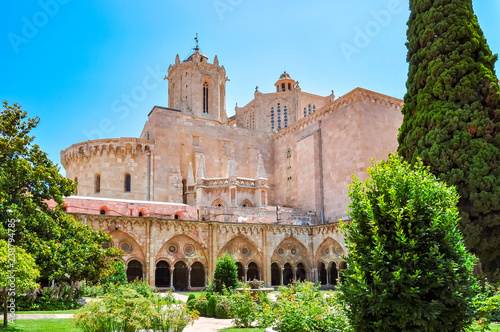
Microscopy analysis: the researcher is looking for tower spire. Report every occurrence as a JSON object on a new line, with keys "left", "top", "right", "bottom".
{"left": 194, "top": 33, "right": 199, "bottom": 51}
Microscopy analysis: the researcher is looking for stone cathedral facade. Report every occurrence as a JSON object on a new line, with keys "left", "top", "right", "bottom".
{"left": 60, "top": 44, "right": 403, "bottom": 290}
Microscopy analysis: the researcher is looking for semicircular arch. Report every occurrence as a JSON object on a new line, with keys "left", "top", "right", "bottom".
{"left": 271, "top": 236, "right": 311, "bottom": 268}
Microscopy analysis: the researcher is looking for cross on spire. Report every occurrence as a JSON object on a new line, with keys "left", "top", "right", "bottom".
{"left": 194, "top": 33, "right": 199, "bottom": 51}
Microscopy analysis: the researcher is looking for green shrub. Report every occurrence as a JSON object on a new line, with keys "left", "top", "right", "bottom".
{"left": 73, "top": 289, "right": 197, "bottom": 332}
{"left": 226, "top": 285, "right": 257, "bottom": 328}
{"left": 340, "top": 155, "right": 477, "bottom": 331}
{"left": 273, "top": 281, "right": 350, "bottom": 332}
{"left": 215, "top": 300, "right": 231, "bottom": 319}
{"left": 187, "top": 298, "right": 198, "bottom": 311}
{"left": 207, "top": 295, "right": 217, "bottom": 317}
{"left": 213, "top": 253, "right": 238, "bottom": 293}
{"left": 15, "top": 283, "right": 82, "bottom": 311}
{"left": 194, "top": 299, "right": 207, "bottom": 316}
{"left": 187, "top": 294, "right": 196, "bottom": 302}
{"left": 100, "top": 260, "right": 127, "bottom": 285}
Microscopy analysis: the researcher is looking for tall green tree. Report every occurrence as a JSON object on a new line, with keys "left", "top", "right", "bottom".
{"left": 397, "top": 0, "right": 500, "bottom": 271}
{"left": 0, "top": 101, "right": 120, "bottom": 282}
{"left": 213, "top": 253, "right": 238, "bottom": 293}
{"left": 341, "top": 155, "right": 476, "bottom": 331}
{"left": 0, "top": 239, "right": 40, "bottom": 328}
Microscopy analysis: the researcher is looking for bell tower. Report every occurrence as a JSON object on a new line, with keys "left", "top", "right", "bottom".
{"left": 166, "top": 36, "right": 229, "bottom": 123}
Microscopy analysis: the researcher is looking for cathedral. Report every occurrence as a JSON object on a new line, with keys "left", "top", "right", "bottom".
{"left": 59, "top": 43, "right": 403, "bottom": 290}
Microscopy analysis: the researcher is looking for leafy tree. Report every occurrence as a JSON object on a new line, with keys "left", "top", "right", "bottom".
{"left": 101, "top": 260, "right": 128, "bottom": 285}
{"left": 0, "top": 101, "right": 120, "bottom": 282}
{"left": 0, "top": 239, "right": 40, "bottom": 328}
{"left": 397, "top": 0, "right": 500, "bottom": 272}
{"left": 340, "top": 155, "right": 477, "bottom": 331}
{"left": 213, "top": 253, "right": 238, "bottom": 293}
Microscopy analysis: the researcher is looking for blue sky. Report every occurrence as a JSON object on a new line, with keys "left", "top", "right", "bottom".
{"left": 1, "top": 1, "right": 499, "bottom": 174}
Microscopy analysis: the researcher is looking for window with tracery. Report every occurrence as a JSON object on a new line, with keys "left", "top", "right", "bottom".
{"left": 203, "top": 82, "right": 209, "bottom": 113}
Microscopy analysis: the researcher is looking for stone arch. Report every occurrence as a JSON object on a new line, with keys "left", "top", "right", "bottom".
{"left": 283, "top": 263, "right": 293, "bottom": 285}
{"left": 109, "top": 230, "right": 145, "bottom": 267}
{"left": 240, "top": 199, "right": 253, "bottom": 208}
{"left": 271, "top": 236, "right": 312, "bottom": 269}
{"left": 173, "top": 260, "right": 188, "bottom": 291}
{"left": 126, "top": 259, "right": 143, "bottom": 282}
{"left": 218, "top": 235, "right": 263, "bottom": 269}
{"left": 314, "top": 237, "right": 345, "bottom": 263}
{"left": 156, "top": 234, "right": 208, "bottom": 268}
{"left": 212, "top": 198, "right": 226, "bottom": 207}
{"left": 190, "top": 261, "right": 205, "bottom": 288}
{"left": 271, "top": 262, "right": 281, "bottom": 286}
{"left": 155, "top": 260, "right": 171, "bottom": 288}
{"left": 247, "top": 261, "right": 259, "bottom": 281}
{"left": 296, "top": 262, "right": 307, "bottom": 281}
{"left": 235, "top": 262, "right": 245, "bottom": 282}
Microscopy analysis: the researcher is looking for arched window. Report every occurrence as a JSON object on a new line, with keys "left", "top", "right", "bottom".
{"left": 303, "top": 107, "right": 307, "bottom": 118}
{"left": 94, "top": 174, "right": 100, "bottom": 193}
{"left": 308, "top": 104, "right": 312, "bottom": 115}
{"left": 203, "top": 82, "right": 209, "bottom": 113}
{"left": 124, "top": 173, "right": 131, "bottom": 192}
{"left": 313, "top": 105, "right": 316, "bottom": 113}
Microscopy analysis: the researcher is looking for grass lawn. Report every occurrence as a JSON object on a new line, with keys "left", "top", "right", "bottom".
{"left": 16, "top": 309, "right": 78, "bottom": 314}
{"left": 220, "top": 329, "right": 265, "bottom": 332}
{"left": 491, "top": 323, "right": 500, "bottom": 331}
{"left": 1, "top": 318, "right": 78, "bottom": 331}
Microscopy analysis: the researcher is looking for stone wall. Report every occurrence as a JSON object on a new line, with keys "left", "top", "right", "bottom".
{"left": 72, "top": 212, "right": 347, "bottom": 289}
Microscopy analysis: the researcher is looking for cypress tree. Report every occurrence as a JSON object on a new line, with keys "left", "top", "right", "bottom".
{"left": 398, "top": 0, "right": 500, "bottom": 272}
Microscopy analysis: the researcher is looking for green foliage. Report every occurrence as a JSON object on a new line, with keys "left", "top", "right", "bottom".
{"left": 100, "top": 260, "right": 127, "bottom": 285}
{"left": 207, "top": 295, "right": 217, "bottom": 317}
{"left": 194, "top": 299, "right": 207, "bottom": 317}
{"left": 467, "top": 279, "right": 500, "bottom": 331}
{"left": 273, "top": 282, "right": 350, "bottom": 332}
{"left": 73, "top": 289, "right": 197, "bottom": 332}
{"left": 187, "top": 298, "right": 198, "bottom": 311}
{"left": 15, "top": 283, "right": 82, "bottom": 311}
{"left": 0, "top": 102, "right": 121, "bottom": 283}
{"left": 226, "top": 285, "right": 258, "bottom": 328}
{"left": 341, "top": 155, "right": 477, "bottom": 331}
{"left": 215, "top": 299, "right": 231, "bottom": 319}
{"left": 213, "top": 253, "right": 239, "bottom": 293}
{"left": 397, "top": 0, "right": 500, "bottom": 272}
{"left": 0, "top": 239, "right": 40, "bottom": 327}
{"left": 187, "top": 293, "right": 196, "bottom": 302}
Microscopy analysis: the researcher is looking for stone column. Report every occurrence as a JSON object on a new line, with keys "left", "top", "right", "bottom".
{"left": 244, "top": 266, "right": 248, "bottom": 282}
{"left": 326, "top": 266, "right": 330, "bottom": 286}
{"left": 280, "top": 267, "right": 284, "bottom": 285}
{"left": 293, "top": 268, "right": 297, "bottom": 281}
{"left": 258, "top": 268, "right": 263, "bottom": 281}
{"left": 187, "top": 267, "right": 192, "bottom": 290}
{"left": 312, "top": 268, "right": 318, "bottom": 283}
{"left": 336, "top": 267, "right": 341, "bottom": 285}
{"left": 170, "top": 268, "right": 175, "bottom": 290}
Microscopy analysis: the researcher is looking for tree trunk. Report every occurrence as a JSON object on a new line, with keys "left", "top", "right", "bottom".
{"left": 2, "top": 287, "right": 7, "bottom": 328}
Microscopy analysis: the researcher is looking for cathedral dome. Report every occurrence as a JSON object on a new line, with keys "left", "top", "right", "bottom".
{"left": 279, "top": 71, "right": 291, "bottom": 80}
{"left": 275, "top": 71, "right": 296, "bottom": 92}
